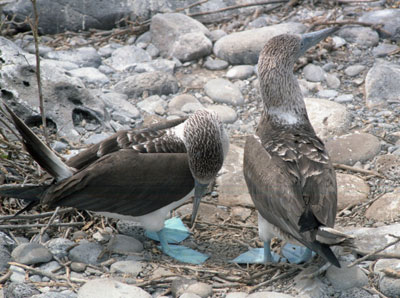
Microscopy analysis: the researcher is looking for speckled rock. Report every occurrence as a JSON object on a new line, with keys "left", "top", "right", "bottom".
{"left": 325, "top": 133, "right": 381, "bottom": 165}
{"left": 46, "top": 238, "right": 75, "bottom": 259}
{"left": 103, "top": 45, "right": 151, "bottom": 71}
{"left": 168, "top": 94, "right": 201, "bottom": 112}
{"left": 110, "top": 260, "right": 143, "bottom": 277}
{"left": 326, "top": 261, "right": 369, "bottom": 291}
{"left": 137, "top": 95, "right": 167, "bottom": 115}
{"left": 365, "top": 60, "right": 400, "bottom": 108}
{"left": 206, "top": 104, "right": 237, "bottom": 123}
{"left": 375, "top": 154, "right": 400, "bottom": 180}
{"left": 303, "top": 64, "right": 326, "bottom": 82}
{"left": 78, "top": 279, "right": 151, "bottom": 298}
{"left": 45, "top": 46, "right": 101, "bottom": 68}
{"left": 171, "top": 278, "right": 212, "bottom": 298}
{"left": 247, "top": 292, "right": 294, "bottom": 298}
{"left": 374, "top": 258, "right": 400, "bottom": 298}
{"left": 304, "top": 98, "right": 351, "bottom": 141}
{"left": 344, "top": 65, "right": 366, "bottom": 77}
{"left": 325, "top": 73, "right": 341, "bottom": 89}
{"left": 359, "top": 9, "right": 400, "bottom": 40}
{"left": 365, "top": 189, "right": 400, "bottom": 221}
{"left": 204, "top": 78, "right": 244, "bottom": 106}
{"left": 11, "top": 243, "right": 53, "bottom": 265}
{"left": 5, "top": 282, "right": 40, "bottom": 298}
{"left": 69, "top": 67, "right": 109, "bottom": 85}
{"left": 337, "top": 173, "right": 370, "bottom": 210}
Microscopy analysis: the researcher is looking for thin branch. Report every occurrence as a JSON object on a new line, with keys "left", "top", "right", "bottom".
{"left": 249, "top": 267, "right": 300, "bottom": 292}
{"left": 0, "top": 208, "right": 75, "bottom": 222}
{"left": 29, "top": 0, "right": 48, "bottom": 144}
{"left": 333, "top": 163, "right": 385, "bottom": 179}
{"left": 40, "top": 206, "right": 60, "bottom": 243}
{"left": 0, "top": 222, "right": 84, "bottom": 229}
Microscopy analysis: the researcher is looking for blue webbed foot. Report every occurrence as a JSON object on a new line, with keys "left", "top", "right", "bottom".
{"left": 145, "top": 217, "right": 190, "bottom": 244}
{"left": 159, "top": 244, "right": 209, "bottom": 265}
{"left": 232, "top": 241, "right": 287, "bottom": 264}
{"left": 281, "top": 243, "right": 314, "bottom": 264}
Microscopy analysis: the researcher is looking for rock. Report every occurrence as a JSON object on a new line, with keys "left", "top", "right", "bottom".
{"left": 247, "top": 292, "right": 294, "bottom": 298}
{"left": 171, "top": 278, "right": 212, "bottom": 298}
{"left": 325, "top": 74, "right": 341, "bottom": 89}
{"left": 326, "top": 261, "right": 369, "bottom": 291}
{"left": 374, "top": 259, "right": 400, "bottom": 297}
{"left": 365, "top": 60, "right": 400, "bottom": 108}
{"left": 108, "top": 235, "right": 144, "bottom": 254}
{"left": 337, "top": 26, "right": 379, "bottom": 48}
{"left": 69, "top": 67, "right": 109, "bottom": 85}
{"left": 45, "top": 47, "right": 101, "bottom": 68}
{"left": 11, "top": 243, "right": 53, "bottom": 265}
{"left": 78, "top": 279, "right": 151, "bottom": 298}
{"left": 4, "top": 282, "right": 40, "bottom": 298}
{"left": 293, "top": 265, "right": 327, "bottom": 298}
{"left": 184, "top": 282, "right": 213, "bottom": 298}
{"left": 225, "top": 293, "right": 248, "bottom": 298}
{"left": 204, "top": 78, "right": 244, "bottom": 106}
{"left": 209, "top": 29, "right": 227, "bottom": 42}
{"left": 137, "top": 95, "right": 167, "bottom": 115}
{"left": 203, "top": 58, "right": 229, "bottom": 70}
{"left": 335, "top": 94, "right": 354, "bottom": 103}
{"left": 146, "top": 43, "right": 160, "bottom": 58}
{"left": 365, "top": 189, "right": 400, "bottom": 221}
{"left": 10, "top": 265, "right": 25, "bottom": 282}
{"left": 84, "top": 132, "right": 113, "bottom": 145}
{"left": 226, "top": 65, "right": 254, "bottom": 80}
{"left": 114, "top": 71, "right": 179, "bottom": 98}
{"left": 231, "top": 207, "right": 252, "bottom": 222}
{"left": 0, "top": 231, "right": 16, "bottom": 250}
{"left": 375, "top": 154, "right": 400, "bottom": 180}
{"left": 110, "top": 260, "right": 143, "bottom": 277}
{"left": 0, "top": 246, "right": 11, "bottom": 272}
{"left": 344, "top": 65, "right": 366, "bottom": 77}
{"left": 325, "top": 133, "right": 381, "bottom": 165}
{"left": 359, "top": 9, "right": 400, "bottom": 40}
{"left": 104, "top": 45, "right": 152, "bottom": 71}
{"left": 373, "top": 43, "right": 400, "bottom": 57}
{"left": 332, "top": 36, "right": 347, "bottom": 48}
{"left": 68, "top": 242, "right": 103, "bottom": 265}
{"left": 206, "top": 104, "right": 238, "bottom": 124}
{"left": 132, "top": 59, "right": 177, "bottom": 74}
{"left": 46, "top": 238, "right": 75, "bottom": 259}
{"left": 101, "top": 92, "right": 141, "bottom": 120}
{"left": 181, "top": 102, "right": 204, "bottom": 113}
{"left": 339, "top": 288, "right": 375, "bottom": 298}
{"left": 214, "top": 22, "right": 306, "bottom": 65}
{"left": 303, "top": 64, "right": 326, "bottom": 82}
{"left": 175, "top": 203, "right": 229, "bottom": 223}
{"left": 32, "top": 291, "right": 78, "bottom": 298}
{"left": 317, "top": 89, "right": 338, "bottom": 99}
{"left": 98, "top": 43, "right": 121, "bottom": 58}
{"left": 336, "top": 173, "right": 370, "bottom": 210}
{"left": 304, "top": 98, "right": 351, "bottom": 141}
{"left": 39, "top": 261, "right": 63, "bottom": 275}
{"left": 217, "top": 144, "right": 253, "bottom": 207}
{"left": 151, "top": 13, "right": 211, "bottom": 62}
{"left": 169, "top": 94, "right": 200, "bottom": 112}
{"left": 180, "top": 294, "right": 201, "bottom": 298}
{"left": 3, "top": 0, "right": 137, "bottom": 34}
{"left": 70, "top": 262, "right": 87, "bottom": 273}
{"left": 344, "top": 223, "right": 400, "bottom": 254}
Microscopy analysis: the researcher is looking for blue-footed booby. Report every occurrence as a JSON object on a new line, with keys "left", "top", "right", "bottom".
{"left": 0, "top": 105, "right": 229, "bottom": 264}
{"left": 234, "top": 27, "right": 352, "bottom": 268}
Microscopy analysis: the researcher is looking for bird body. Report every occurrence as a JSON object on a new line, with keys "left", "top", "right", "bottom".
{"left": 0, "top": 106, "right": 229, "bottom": 264}
{"left": 236, "top": 27, "right": 352, "bottom": 267}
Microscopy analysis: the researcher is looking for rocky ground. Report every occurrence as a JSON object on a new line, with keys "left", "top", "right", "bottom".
{"left": 0, "top": 0, "right": 400, "bottom": 297}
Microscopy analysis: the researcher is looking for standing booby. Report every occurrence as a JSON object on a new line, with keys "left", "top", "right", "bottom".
{"left": 0, "top": 105, "right": 229, "bottom": 264}
{"left": 234, "top": 27, "right": 352, "bottom": 267}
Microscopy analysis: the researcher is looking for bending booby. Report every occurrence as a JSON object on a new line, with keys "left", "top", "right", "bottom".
{"left": 0, "top": 105, "right": 229, "bottom": 264}
{"left": 235, "top": 27, "right": 352, "bottom": 267}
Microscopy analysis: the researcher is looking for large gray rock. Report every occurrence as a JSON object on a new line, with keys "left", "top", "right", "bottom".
{"left": 113, "top": 71, "right": 179, "bottom": 98}
{"left": 337, "top": 26, "right": 379, "bottom": 48}
{"left": 151, "top": 13, "right": 212, "bottom": 62}
{"left": 359, "top": 9, "right": 400, "bottom": 40}
{"left": 365, "top": 189, "right": 400, "bottom": 222}
{"left": 11, "top": 243, "right": 53, "bottom": 265}
{"left": 214, "top": 22, "right": 306, "bottom": 65}
{"left": 337, "top": 173, "right": 370, "bottom": 210}
{"left": 304, "top": 98, "right": 351, "bottom": 142}
{"left": 45, "top": 47, "right": 102, "bottom": 68}
{"left": 68, "top": 242, "right": 103, "bottom": 265}
{"left": 204, "top": 78, "right": 244, "bottom": 106}
{"left": 3, "top": 0, "right": 143, "bottom": 34}
{"left": 374, "top": 259, "right": 400, "bottom": 298}
{"left": 103, "top": 45, "right": 152, "bottom": 72}
{"left": 365, "top": 60, "right": 400, "bottom": 108}
{"left": 326, "top": 261, "right": 369, "bottom": 291}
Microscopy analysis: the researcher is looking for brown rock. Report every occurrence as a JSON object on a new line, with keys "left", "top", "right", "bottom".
{"left": 336, "top": 173, "right": 370, "bottom": 210}
{"left": 325, "top": 133, "right": 381, "bottom": 165}
{"left": 175, "top": 203, "right": 229, "bottom": 223}
{"left": 365, "top": 189, "right": 400, "bottom": 221}
{"left": 375, "top": 154, "right": 400, "bottom": 180}
{"left": 217, "top": 144, "right": 254, "bottom": 207}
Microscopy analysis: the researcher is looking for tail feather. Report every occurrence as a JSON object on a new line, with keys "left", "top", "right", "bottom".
{"left": 317, "top": 226, "right": 355, "bottom": 246}
{"left": 311, "top": 241, "right": 341, "bottom": 268}
{"left": 3, "top": 104, "right": 74, "bottom": 181}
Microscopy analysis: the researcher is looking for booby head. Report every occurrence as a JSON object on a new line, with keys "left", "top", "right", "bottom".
{"left": 257, "top": 27, "right": 339, "bottom": 126}
{"left": 177, "top": 109, "right": 229, "bottom": 226}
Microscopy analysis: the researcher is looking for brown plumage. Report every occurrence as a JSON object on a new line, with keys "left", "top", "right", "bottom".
{"left": 244, "top": 27, "right": 352, "bottom": 268}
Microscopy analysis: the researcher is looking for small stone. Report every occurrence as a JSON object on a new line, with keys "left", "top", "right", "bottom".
{"left": 325, "top": 73, "right": 341, "bottom": 89}
{"left": 70, "top": 262, "right": 87, "bottom": 273}
{"left": 181, "top": 102, "right": 204, "bottom": 113}
{"left": 317, "top": 89, "right": 338, "bottom": 99}
{"left": 326, "top": 261, "right": 369, "bottom": 291}
{"left": 226, "top": 65, "right": 254, "bottom": 80}
{"left": 338, "top": 26, "right": 379, "bottom": 48}
{"left": 0, "top": 246, "right": 11, "bottom": 272}
{"left": 68, "top": 242, "right": 103, "bottom": 265}
{"left": 336, "top": 173, "right": 370, "bottom": 210}
{"left": 325, "top": 133, "right": 381, "bottom": 165}
{"left": 374, "top": 259, "right": 400, "bottom": 297}
{"left": 365, "top": 189, "right": 400, "bottom": 221}
{"left": 137, "top": 95, "right": 167, "bottom": 115}
{"left": 303, "top": 64, "right": 326, "bottom": 82}
{"left": 12, "top": 243, "right": 53, "bottom": 265}
{"left": 10, "top": 265, "right": 26, "bottom": 282}
{"left": 39, "top": 261, "right": 63, "bottom": 274}
{"left": 46, "top": 238, "right": 75, "bottom": 259}
{"left": 339, "top": 288, "right": 375, "bottom": 298}
{"left": 205, "top": 104, "right": 237, "bottom": 124}
{"left": 146, "top": 43, "right": 160, "bottom": 58}
{"left": 373, "top": 43, "right": 400, "bottom": 57}
{"left": 5, "top": 282, "right": 40, "bottom": 298}
{"left": 209, "top": 29, "right": 227, "bottom": 42}
{"left": 175, "top": 203, "right": 229, "bottom": 224}
{"left": 332, "top": 36, "right": 347, "bottom": 48}
{"left": 225, "top": 293, "right": 248, "bottom": 298}
{"left": 204, "top": 78, "right": 244, "bottom": 106}
{"left": 104, "top": 45, "right": 151, "bottom": 71}
{"left": 169, "top": 94, "right": 201, "bottom": 111}
{"left": 204, "top": 58, "right": 229, "bottom": 70}
{"left": 375, "top": 154, "right": 400, "bottom": 180}
{"left": 231, "top": 207, "right": 252, "bottom": 222}
{"left": 108, "top": 235, "right": 144, "bottom": 254}
{"left": 78, "top": 279, "right": 151, "bottom": 298}
{"left": 110, "top": 260, "right": 143, "bottom": 277}
{"left": 180, "top": 294, "right": 201, "bottom": 298}
{"left": 247, "top": 292, "right": 293, "bottom": 298}
{"left": 68, "top": 67, "right": 109, "bottom": 85}
{"left": 344, "top": 65, "right": 366, "bottom": 77}
{"left": 335, "top": 94, "right": 354, "bottom": 103}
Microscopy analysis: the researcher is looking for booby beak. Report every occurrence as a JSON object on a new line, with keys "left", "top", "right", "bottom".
{"left": 298, "top": 27, "right": 339, "bottom": 58}
{"left": 190, "top": 181, "right": 209, "bottom": 228}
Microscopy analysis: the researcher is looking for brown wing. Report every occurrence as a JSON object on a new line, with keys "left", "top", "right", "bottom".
{"left": 243, "top": 130, "right": 337, "bottom": 245}
{"left": 44, "top": 150, "right": 194, "bottom": 216}
{"left": 67, "top": 117, "right": 187, "bottom": 170}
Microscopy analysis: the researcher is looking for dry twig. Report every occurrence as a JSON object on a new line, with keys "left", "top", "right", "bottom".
{"left": 0, "top": 222, "right": 84, "bottom": 229}
{"left": 333, "top": 163, "right": 385, "bottom": 179}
